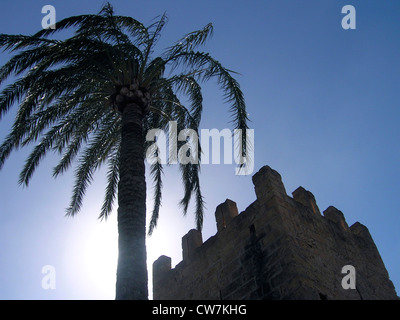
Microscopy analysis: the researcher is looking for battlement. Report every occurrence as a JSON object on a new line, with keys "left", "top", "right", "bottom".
{"left": 153, "top": 165, "right": 398, "bottom": 300}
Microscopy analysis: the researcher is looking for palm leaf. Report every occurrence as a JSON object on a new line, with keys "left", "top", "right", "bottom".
{"left": 0, "top": 2, "right": 249, "bottom": 233}
{"left": 100, "top": 144, "right": 120, "bottom": 220}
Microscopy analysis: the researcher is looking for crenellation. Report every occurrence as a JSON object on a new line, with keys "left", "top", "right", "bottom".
{"left": 182, "top": 229, "right": 203, "bottom": 261}
{"left": 152, "top": 165, "right": 398, "bottom": 300}
{"left": 323, "top": 206, "right": 349, "bottom": 230}
{"left": 153, "top": 255, "right": 171, "bottom": 279}
{"left": 292, "top": 186, "right": 321, "bottom": 215}
{"left": 152, "top": 255, "right": 172, "bottom": 300}
{"left": 350, "top": 222, "right": 373, "bottom": 242}
{"left": 215, "top": 199, "right": 239, "bottom": 231}
{"left": 252, "top": 165, "right": 287, "bottom": 204}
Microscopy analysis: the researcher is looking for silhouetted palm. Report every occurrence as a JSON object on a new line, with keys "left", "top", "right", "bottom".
{"left": 0, "top": 3, "right": 249, "bottom": 299}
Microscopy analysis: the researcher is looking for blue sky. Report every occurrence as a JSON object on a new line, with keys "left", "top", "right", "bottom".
{"left": 0, "top": 0, "right": 399, "bottom": 299}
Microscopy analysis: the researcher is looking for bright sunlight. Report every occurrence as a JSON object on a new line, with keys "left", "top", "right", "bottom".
{"left": 83, "top": 218, "right": 118, "bottom": 298}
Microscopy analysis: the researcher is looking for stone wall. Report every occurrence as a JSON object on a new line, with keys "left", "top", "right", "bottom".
{"left": 152, "top": 165, "right": 398, "bottom": 300}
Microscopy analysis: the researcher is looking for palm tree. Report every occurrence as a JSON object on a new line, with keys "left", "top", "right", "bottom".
{"left": 0, "top": 3, "right": 249, "bottom": 299}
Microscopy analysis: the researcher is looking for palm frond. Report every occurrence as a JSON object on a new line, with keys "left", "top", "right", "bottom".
{"left": 139, "top": 13, "right": 168, "bottom": 81}
{"left": 33, "top": 13, "right": 103, "bottom": 38}
{"left": 148, "top": 161, "right": 163, "bottom": 235}
{"left": 164, "top": 22, "right": 213, "bottom": 59}
{"left": 167, "top": 51, "right": 250, "bottom": 162}
{"left": 66, "top": 115, "right": 120, "bottom": 216}
{"left": 0, "top": 2, "right": 249, "bottom": 233}
{"left": 0, "top": 76, "right": 32, "bottom": 120}
{"left": 0, "top": 33, "right": 58, "bottom": 52}
{"left": 100, "top": 144, "right": 120, "bottom": 220}
{"left": 178, "top": 161, "right": 205, "bottom": 231}
{"left": 168, "top": 74, "right": 203, "bottom": 128}
{"left": 18, "top": 123, "right": 61, "bottom": 186}
{"left": 0, "top": 131, "right": 19, "bottom": 170}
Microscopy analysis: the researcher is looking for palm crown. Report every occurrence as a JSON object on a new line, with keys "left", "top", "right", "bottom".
{"left": 0, "top": 3, "right": 249, "bottom": 299}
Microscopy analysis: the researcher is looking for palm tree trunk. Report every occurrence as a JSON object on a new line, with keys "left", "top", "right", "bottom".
{"left": 115, "top": 103, "right": 148, "bottom": 300}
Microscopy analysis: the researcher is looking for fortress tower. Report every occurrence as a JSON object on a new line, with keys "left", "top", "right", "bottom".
{"left": 153, "top": 166, "right": 398, "bottom": 300}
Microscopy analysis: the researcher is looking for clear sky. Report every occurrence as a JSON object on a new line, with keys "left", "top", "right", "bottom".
{"left": 0, "top": 0, "right": 399, "bottom": 299}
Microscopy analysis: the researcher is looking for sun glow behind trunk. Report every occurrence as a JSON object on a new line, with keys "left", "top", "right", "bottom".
{"left": 82, "top": 217, "right": 118, "bottom": 299}
{"left": 61, "top": 186, "right": 188, "bottom": 300}
{"left": 146, "top": 217, "right": 185, "bottom": 299}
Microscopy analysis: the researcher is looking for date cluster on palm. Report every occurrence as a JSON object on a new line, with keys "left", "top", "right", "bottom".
{"left": 113, "top": 81, "right": 151, "bottom": 114}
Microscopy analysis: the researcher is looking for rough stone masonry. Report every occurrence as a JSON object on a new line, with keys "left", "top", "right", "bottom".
{"left": 153, "top": 165, "right": 398, "bottom": 300}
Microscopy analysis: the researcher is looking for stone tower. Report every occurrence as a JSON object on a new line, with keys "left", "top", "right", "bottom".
{"left": 153, "top": 165, "right": 398, "bottom": 300}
